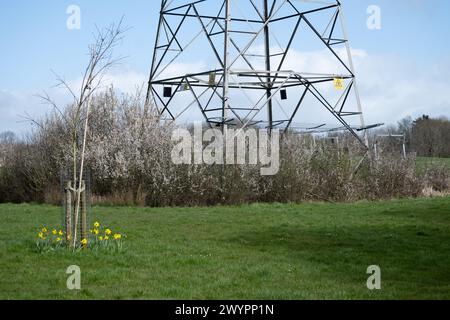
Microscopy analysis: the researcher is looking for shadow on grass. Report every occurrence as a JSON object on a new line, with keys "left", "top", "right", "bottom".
{"left": 222, "top": 222, "right": 450, "bottom": 289}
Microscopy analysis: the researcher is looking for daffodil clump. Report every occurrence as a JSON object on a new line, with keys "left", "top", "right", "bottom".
{"left": 36, "top": 221, "right": 126, "bottom": 253}
{"left": 89, "top": 221, "right": 125, "bottom": 252}
{"left": 36, "top": 227, "right": 66, "bottom": 252}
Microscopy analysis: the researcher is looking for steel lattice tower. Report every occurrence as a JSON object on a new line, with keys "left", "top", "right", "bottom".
{"left": 146, "top": 0, "right": 376, "bottom": 147}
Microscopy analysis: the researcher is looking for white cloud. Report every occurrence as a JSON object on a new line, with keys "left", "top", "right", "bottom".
{"left": 0, "top": 90, "right": 51, "bottom": 135}
{"left": 0, "top": 69, "right": 150, "bottom": 135}
{"left": 354, "top": 52, "right": 450, "bottom": 124}
{"left": 1, "top": 50, "right": 449, "bottom": 135}
{"left": 270, "top": 47, "right": 450, "bottom": 125}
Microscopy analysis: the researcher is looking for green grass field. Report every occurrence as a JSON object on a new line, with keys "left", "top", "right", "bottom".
{"left": 416, "top": 157, "right": 450, "bottom": 171}
{"left": 1, "top": 198, "right": 450, "bottom": 300}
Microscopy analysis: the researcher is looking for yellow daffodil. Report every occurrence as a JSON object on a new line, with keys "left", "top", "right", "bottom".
{"left": 113, "top": 234, "right": 122, "bottom": 240}
{"left": 81, "top": 239, "right": 88, "bottom": 246}
{"left": 104, "top": 236, "right": 109, "bottom": 241}
{"left": 38, "top": 232, "right": 45, "bottom": 239}
{"left": 93, "top": 229, "right": 99, "bottom": 235}
{"left": 94, "top": 222, "right": 100, "bottom": 228}
{"left": 58, "top": 230, "right": 64, "bottom": 236}
{"left": 56, "top": 237, "right": 62, "bottom": 242}
{"left": 42, "top": 227, "right": 47, "bottom": 233}
{"left": 52, "top": 229, "right": 57, "bottom": 235}
{"left": 105, "top": 229, "right": 112, "bottom": 235}
{"left": 99, "top": 236, "right": 103, "bottom": 241}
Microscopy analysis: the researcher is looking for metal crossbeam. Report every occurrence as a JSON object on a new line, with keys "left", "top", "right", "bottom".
{"left": 146, "top": 0, "right": 376, "bottom": 148}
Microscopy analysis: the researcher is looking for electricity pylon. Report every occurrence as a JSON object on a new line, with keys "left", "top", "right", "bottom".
{"left": 146, "top": 0, "right": 377, "bottom": 147}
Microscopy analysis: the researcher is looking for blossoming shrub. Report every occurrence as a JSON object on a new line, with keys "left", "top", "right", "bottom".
{"left": 36, "top": 221, "right": 125, "bottom": 253}
{"left": 7, "top": 89, "right": 446, "bottom": 206}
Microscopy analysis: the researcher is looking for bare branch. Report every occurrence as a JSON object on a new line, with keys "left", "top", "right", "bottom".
{"left": 50, "top": 69, "right": 79, "bottom": 105}
{"left": 17, "top": 112, "right": 45, "bottom": 130}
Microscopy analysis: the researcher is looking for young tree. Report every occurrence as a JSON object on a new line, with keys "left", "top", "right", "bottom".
{"left": 34, "top": 19, "right": 128, "bottom": 248}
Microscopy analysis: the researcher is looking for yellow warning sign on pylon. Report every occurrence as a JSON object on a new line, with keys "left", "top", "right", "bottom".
{"left": 334, "top": 78, "right": 345, "bottom": 90}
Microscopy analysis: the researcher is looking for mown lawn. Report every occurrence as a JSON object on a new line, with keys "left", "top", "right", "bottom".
{"left": 0, "top": 198, "right": 449, "bottom": 300}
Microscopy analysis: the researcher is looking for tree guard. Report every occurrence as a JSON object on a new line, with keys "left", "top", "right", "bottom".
{"left": 62, "top": 171, "right": 91, "bottom": 247}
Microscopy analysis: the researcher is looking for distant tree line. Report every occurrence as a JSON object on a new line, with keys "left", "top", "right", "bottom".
{"left": 372, "top": 115, "right": 450, "bottom": 158}
{"left": 410, "top": 116, "right": 450, "bottom": 158}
